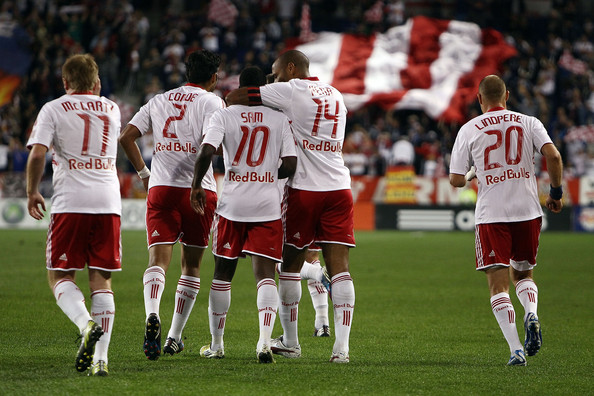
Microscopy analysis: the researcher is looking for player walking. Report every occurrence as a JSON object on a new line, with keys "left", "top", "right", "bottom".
{"left": 450, "top": 75, "right": 563, "bottom": 366}
{"left": 26, "top": 54, "right": 121, "bottom": 376}
{"left": 119, "top": 50, "right": 225, "bottom": 360}
{"left": 226, "top": 50, "right": 356, "bottom": 363}
{"left": 190, "top": 66, "right": 297, "bottom": 363}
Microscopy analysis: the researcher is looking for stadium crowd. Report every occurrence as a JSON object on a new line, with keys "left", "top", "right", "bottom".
{"left": 0, "top": 0, "right": 593, "bottom": 181}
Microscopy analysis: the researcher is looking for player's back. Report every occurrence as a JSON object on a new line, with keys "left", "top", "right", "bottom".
{"left": 204, "top": 105, "right": 294, "bottom": 222}
{"left": 260, "top": 78, "right": 351, "bottom": 192}
{"left": 28, "top": 94, "right": 121, "bottom": 214}
{"left": 132, "top": 84, "right": 224, "bottom": 190}
{"left": 458, "top": 108, "right": 551, "bottom": 223}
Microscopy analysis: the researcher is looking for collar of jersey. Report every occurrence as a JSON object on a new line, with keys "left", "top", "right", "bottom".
{"left": 185, "top": 83, "right": 205, "bottom": 89}
{"left": 302, "top": 77, "right": 320, "bottom": 81}
{"left": 70, "top": 91, "right": 94, "bottom": 95}
{"left": 487, "top": 107, "right": 505, "bottom": 112}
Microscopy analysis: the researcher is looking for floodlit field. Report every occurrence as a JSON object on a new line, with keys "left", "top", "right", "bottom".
{"left": 1, "top": 229, "right": 592, "bottom": 395}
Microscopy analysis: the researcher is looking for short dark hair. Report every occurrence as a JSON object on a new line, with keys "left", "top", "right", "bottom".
{"left": 239, "top": 66, "right": 266, "bottom": 88}
{"left": 185, "top": 50, "right": 220, "bottom": 84}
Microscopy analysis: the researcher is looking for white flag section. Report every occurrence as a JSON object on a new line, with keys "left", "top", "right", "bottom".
{"left": 294, "top": 16, "right": 517, "bottom": 124}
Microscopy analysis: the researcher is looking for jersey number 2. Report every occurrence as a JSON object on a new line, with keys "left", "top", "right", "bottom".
{"left": 162, "top": 103, "right": 187, "bottom": 138}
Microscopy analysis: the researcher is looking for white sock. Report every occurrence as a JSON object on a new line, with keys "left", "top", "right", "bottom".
{"left": 278, "top": 272, "right": 301, "bottom": 347}
{"left": 307, "top": 280, "right": 329, "bottom": 328}
{"left": 490, "top": 292, "right": 523, "bottom": 353}
{"left": 256, "top": 278, "right": 278, "bottom": 350}
{"left": 300, "top": 259, "right": 323, "bottom": 282}
{"left": 515, "top": 279, "right": 538, "bottom": 321}
{"left": 331, "top": 272, "right": 355, "bottom": 355}
{"left": 167, "top": 275, "right": 200, "bottom": 342}
{"left": 91, "top": 289, "right": 115, "bottom": 364}
{"left": 209, "top": 279, "right": 231, "bottom": 351}
{"left": 143, "top": 266, "right": 166, "bottom": 319}
{"left": 53, "top": 279, "right": 92, "bottom": 333}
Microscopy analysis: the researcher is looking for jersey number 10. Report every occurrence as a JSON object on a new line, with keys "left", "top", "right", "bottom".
{"left": 232, "top": 125, "right": 270, "bottom": 167}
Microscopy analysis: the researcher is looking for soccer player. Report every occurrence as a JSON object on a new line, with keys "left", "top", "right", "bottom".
{"left": 118, "top": 50, "right": 225, "bottom": 360}
{"left": 226, "top": 50, "right": 356, "bottom": 363}
{"left": 449, "top": 75, "right": 563, "bottom": 366}
{"left": 190, "top": 66, "right": 297, "bottom": 363}
{"left": 26, "top": 54, "right": 121, "bottom": 376}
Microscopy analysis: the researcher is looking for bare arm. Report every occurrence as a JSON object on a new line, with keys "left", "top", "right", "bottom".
{"left": 541, "top": 142, "right": 563, "bottom": 213}
{"left": 190, "top": 143, "right": 216, "bottom": 215}
{"left": 119, "top": 124, "right": 149, "bottom": 191}
{"left": 26, "top": 144, "right": 48, "bottom": 220}
{"left": 225, "top": 87, "right": 255, "bottom": 106}
{"left": 449, "top": 173, "right": 467, "bottom": 188}
{"left": 278, "top": 156, "right": 297, "bottom": 179}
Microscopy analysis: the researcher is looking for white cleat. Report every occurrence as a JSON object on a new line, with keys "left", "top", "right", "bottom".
{"left": 200, "top": 344, "right": 225, "bottom": 359}
{"left": 270, "top": 336, "right": 301, "bottom": 358}
{"left": 329, "top": 351, "right": 350, "bottom": 363}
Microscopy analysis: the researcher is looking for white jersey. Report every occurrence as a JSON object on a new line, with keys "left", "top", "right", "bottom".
{"left": 450, "top": 107, "right": 553, "bottom": 224}
{"left": 260, "top": 77, "right": 351, "bottom": 191}
{"left": 27, "top": 93, "right": 121, "bottom": 215}
{"left": 203, "top": 105, "right": 296, "bottom": 222}
{"left": 129, "top": 84, "right": 225, "bottom": 191}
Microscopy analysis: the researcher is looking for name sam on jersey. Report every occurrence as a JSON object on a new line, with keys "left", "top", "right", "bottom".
{"left": 154, "top": 141, "right": 197, "bottom": 153}
{"left": 302, "top": 138, "right": 342, "bottom": 153}
{"left": 68, "top": 157, "right": 116, "bottom": 170}
{"left": 485, "top": 167, "right": 530, "bottom": 185}
{"left": 228, "top": 171, "right": 275, "bottom": 183}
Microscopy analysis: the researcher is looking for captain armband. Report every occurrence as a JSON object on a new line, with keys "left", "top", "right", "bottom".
{"left": 549, "top": 185, "right": 563, "bottom": 200}
{"left": 247, "top": 87, "right": 263, "bottom": 106}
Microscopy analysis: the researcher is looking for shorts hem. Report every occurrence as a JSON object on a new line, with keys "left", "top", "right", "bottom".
{"left": 242, "top": 249, "right": 282, "bottom": 262}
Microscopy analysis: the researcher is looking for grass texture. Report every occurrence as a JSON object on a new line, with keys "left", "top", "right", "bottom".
{"left": 0, "top": 229, "right": 592, "bottom": 395}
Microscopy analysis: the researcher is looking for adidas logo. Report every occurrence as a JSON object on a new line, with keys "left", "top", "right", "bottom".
{"left": 152, "top": 230, "right": 160, "bottom": 237}
{"left": 223, "top": 242, "right": 231, "bottom": 249}
{"left": 489, "top": 250, "right": 496, "bottom": 257}
{"left": 59, "top": 253, "right": 67, "bottom": 261}
{"left": 293, "top": 232, "right": 301, "bottom": 240}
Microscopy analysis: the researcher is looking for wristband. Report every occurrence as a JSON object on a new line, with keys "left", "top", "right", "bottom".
{"left": 549, "top": 185, "right": 563, "bottom": 200}
{"left": 247, "top": 87, "right": 263, "bottom": 106}
{"left": 137, "top": 166, "right": 151, "bottom": 179}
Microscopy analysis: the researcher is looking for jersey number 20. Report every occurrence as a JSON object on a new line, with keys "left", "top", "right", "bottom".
{"left": 484, "top": 126, "right": 524, "bottom": 170}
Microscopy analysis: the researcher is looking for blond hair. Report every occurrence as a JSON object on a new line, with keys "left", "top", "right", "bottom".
{"left": 62, "top": 54, "right": 99, "bottom": 92}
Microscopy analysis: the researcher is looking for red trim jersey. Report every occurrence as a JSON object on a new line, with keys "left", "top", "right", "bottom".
{"left": 27, "top": 94, "right": 121, "bottom": 215}
{"left": 260, "top": 77, "right": 351, "bottom": 191}
{"left": 129, "top": 84, "right": 225, "bottom": 192}
{"left": 450, "top": 108, "right": 552, "bottom": 224}
{"left": 202, "top": 105, "right": 296, "bottom": 221}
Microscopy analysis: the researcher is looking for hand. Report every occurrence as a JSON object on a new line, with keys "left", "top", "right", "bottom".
{"left": 27, "top": 192, "right": 46, "bottom": 220}
{"left": 190, "top": 187, "right": 207, "bottom": 215}
{"left": 141, "top": 176, "right": 149, "bottom": 192}
{"left": 545, "top": 196, "right": 562, "bottom": 213}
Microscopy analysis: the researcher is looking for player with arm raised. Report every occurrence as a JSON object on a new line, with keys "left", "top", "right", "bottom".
{"left": 449, "top": 75, "right": 563, "bottom": 366}
{"left": 226, "top": 50, "right": 355, "bottom": 363}
{"left": 26, "top": 54, "right": 121, "bottom": 376}
{"left": 190, "top": 66, "right": 297, "bottom": 363}
{"left": 119, "top": 50, "right": 225, "bottom": 360}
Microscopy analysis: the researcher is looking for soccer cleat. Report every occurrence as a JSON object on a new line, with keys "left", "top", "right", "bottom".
{"left": 524, "top": 313, "right": 542, "bottom": 356}
{"left": 313, "top": 325, "right": 331, "bottom": 337}
{"left": 88, "top": 360, "right": 109, "bottom": 376}
{"left": 507, "top": 349, "right": 527, "bottom": 366}
{"left": 143, "top": 313, "right": 161, "bottom": 360}
{"left": 75, "top": 320, "right": 104, "bottom": 372}
{"left": 256, "top": 345, "right": 275, "bottom": 364}
{"left": 321, "top": 266, "right": 332, "bottom": 296}
{"left": 270, "top": 335, "right": 301, "bottom": 358}
{"left": 163, "top": 337, "right": 184, "bottom": 355}
{"left": 200, "top": 344, "right": 225, "bottom": 359}
{"left": 330, "top": 351, "right": 350, "bottom": 363}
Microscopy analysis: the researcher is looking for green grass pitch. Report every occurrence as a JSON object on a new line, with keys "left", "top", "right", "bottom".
{"left": 0, "top": 229, "right": 592, "bottom": 395}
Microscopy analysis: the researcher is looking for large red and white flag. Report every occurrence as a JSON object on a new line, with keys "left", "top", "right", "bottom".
{"left": 207, "top": 0, "right": 238, "bottom": 28}
{"left": 293, "top": 16, "right": 517, "bottom": 123}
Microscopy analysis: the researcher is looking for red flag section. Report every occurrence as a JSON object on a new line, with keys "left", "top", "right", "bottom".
{"left": 294, "top": 16, "right": 517, "bottom": 124}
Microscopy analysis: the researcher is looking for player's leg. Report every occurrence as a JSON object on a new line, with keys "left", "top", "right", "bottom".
{"left": 322, "top": 243, "right": 354, "bottom": 363}
{"left": 201, "top": 256, "right": 237, "bottom": 359}
{"left": 163, "top": 245, "right": 205, "bottom": 355}
{"left": 304, "top": 249, "right": 330, "bottom": 336}
{"left": 88, "top": 269, "right": 114, "bottom": 376}
{"left": 252, "top": 255, "right": 278, "bottom": 363}
{"left": 510, "top": 217, "right": 542, "bottom": 356}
